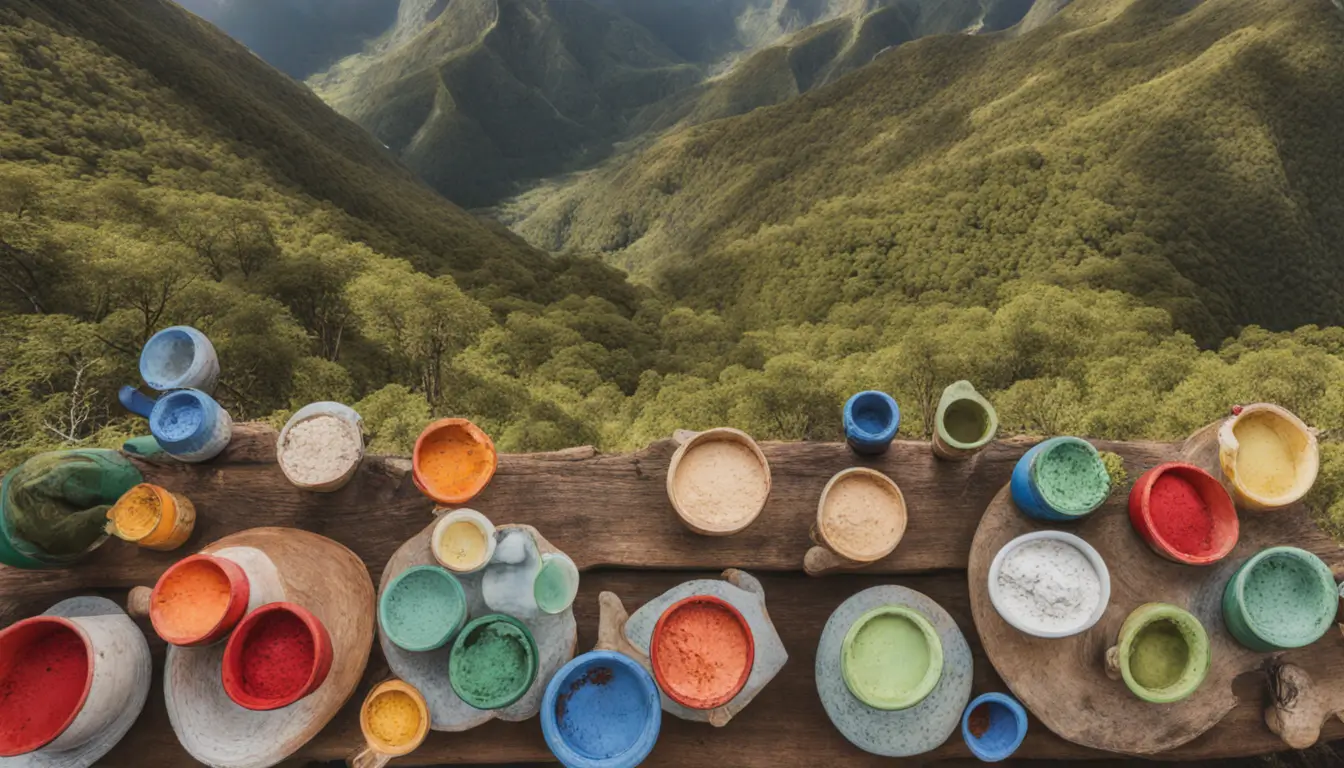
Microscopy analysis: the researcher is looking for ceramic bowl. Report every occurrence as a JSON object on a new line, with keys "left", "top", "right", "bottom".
{"left": 1222, "top": 546, "right": 1336, "bottom": 651}
{"left": 431, "top": 508, "right": 497, "bottom": 574}
{"left": 1128, "top": 462, "right": 1238, "bottom": 565}
{"left": 840, "top": 604, "right": 943, "bottom": 711}
{"left": 449, "top": 614, "right": 540, "bottom": 710}
{"left": 1218, "top": 403, "right": 1319, "bottom": 511}
{"left": 541, "top": 650, "right": 662, "bottom": 768}
{"left": 843, "top": 390, "right": 900, "bottom": 455}
{"left": 379, "top": 565, "right": 467, "bottom": 652}
{"left": 987, "top": 530, "right": 1111, "bottom": 639}
{"left": 150, "top": 553, "right": 251, "bottom": 646}
{"left": 139, "top": 325, "right": 219, "bottom": 393}
{"left": 650, "top": 595, "right": 754, "bottom": 710}
{"left": 665, "top": 428, "right": 772, "bottom": 535}
{"left": 814, "top": 467, "right": 908, "bottom": 564}
{"left": 933, "top": 380, "right": 998, "bottom": 459}
{"left": 412, "top": 418, "right": 498, "bottom": 505}
{"left": 961, "top": 692, "right": 1028, "bottom": 762}
{"left": 1010, "top": 437, "right": 1111, "bottom": 522}
{"left": 359, "top": 679, "right": 430, "bottom": 758}
{"left": 534, "top": 552, "right": 580, "bottom": 615}
{"left": 1110, "top": 603, "right": 1210, "bottom": 703}
{"left": 276, "top": 402, "right": 364, "bottom": 492}
{"left": 222, "top": 602, "right": 333, "bottom": 711}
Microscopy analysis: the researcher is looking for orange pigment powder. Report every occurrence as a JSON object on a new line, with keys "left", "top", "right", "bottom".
{"left": 654, "top": 603, "right": 750, "bottom": 706}
{"left": 418, "top": 425, "right": 493, "bottom": 499}
{"left": 154, "top": 561, "right": 231, "bottom": 640}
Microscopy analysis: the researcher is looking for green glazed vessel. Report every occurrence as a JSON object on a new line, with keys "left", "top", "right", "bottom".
{"left": 449, "top": 614, "right": 539, "bottom": 710}
{"left": 1222, "top": 546, "right": 1336, "bottom": 652}
{"left": 1109, "top": 602, "right": 1209, "bottom": 704}
{"left": 840, "top": 604, "right": 944, "bottom": 711}
{"left": 932, "top": 381, "right": 998, "bottom": 460}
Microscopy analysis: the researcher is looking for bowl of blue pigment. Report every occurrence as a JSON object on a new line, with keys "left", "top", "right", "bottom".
{"left": 542, "top": 650, "right": 661, "bottom": 768}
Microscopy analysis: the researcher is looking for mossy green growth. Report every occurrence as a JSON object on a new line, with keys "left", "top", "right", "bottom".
{"left": 1099, "top": 452, "right": 1128, "bottom": 498}
{"left": 1305, "top": 442, "right": 1344, "bottom": 543}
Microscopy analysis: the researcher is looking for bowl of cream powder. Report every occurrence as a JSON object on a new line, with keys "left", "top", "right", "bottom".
{"left": 988, "top": 531, "right": 1110, "bottom": 639}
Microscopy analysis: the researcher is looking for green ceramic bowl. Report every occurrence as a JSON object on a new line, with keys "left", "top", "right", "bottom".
{"left": 1222, "top": 546, "right": 1335, "bottom": 652}
{"left": 1114, "top": 603, "right": 1209, "bottom": 704}
{"left": 379, "top": 565, "right": 466, "bottom": 652}
{"left": 840, "top": 605, "right": 944, "bottom": 711}
{"left": 449, "top": 614, "right": 539, "bottom": 710}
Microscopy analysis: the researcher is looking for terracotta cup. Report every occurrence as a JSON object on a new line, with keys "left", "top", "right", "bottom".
{"left": 353, "top": 679, "right": 430, "bottom": 768}
{"left": 650, "top": 595, "right": 754, "bottom": 710}
{"left": 412, "top": 418, "right": 498, "bottom": 505}
{"left": 222, "top": 602, "right": 333, "bottom": 711}
{"left": 0, "top": 615, "right": 143, "bottom": 757}
{"left": 1128, "top": 463, "right": 1238, "bottom": 565}
{"left": 106, "top": 483, "right": 196, "bottom": 551}
{"left": 147, "top": 553, "right": 251, "bottom": 646}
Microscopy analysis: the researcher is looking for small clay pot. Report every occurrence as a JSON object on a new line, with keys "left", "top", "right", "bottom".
{"left": 1222, "top": 546, "right": 1336, "bottom": 652}
{"left": 534, "top": 552, "right": 580, "bottom": 615}
{"left": 843, "top": 390, "right": 900, "bottom": 455}
{"left": 430, "top": 508, "right": 497, "bottom": 574}
{"left": 1009, "top": 437, "right": 1111, "bottom": 522}
{"left": 812, "top": 467, "right": 908, "bottom": 565}
{"left": 665, "top": 428, "right": 771, "bottom": 536}
{"left": 379, "top": 565, "right": 467, "bottom": 652}
{"left": 277, "top": 402, "right": 364, "bottom": 492}
{"left": 119, "top": 387, "right": 233, "bottom": 464}
{"left": 412, "top": 418, "right": 498, "bottom": 505}
{"left": 355, "top": 679, "right": 430, "bottom": 766}
{"left": 139, "top": 325, "right": 219, "bottom": 394}
{"left": 961, "top": 692, "right": 1028, "bottom": 762}
{"left": 1218, "top": 403, "right": 1319, "bottom": 512}
{"left": 541, "top": 650, "right": 662, "bottom": 768}
{"left": 107, "top": 483, "right": 196, "bottom": 551}
{"left": 222, "top": 602, "right": 333, "bottom": 711}
{"left": 1105, "top": 603, "right": 1210, "bottom": 704}
{"left": 933, "top": 381, "right": 998, "bottom": 461}
{"left": 1128, "top": 463, "right": 1238, "bottom": 565}
{"left": 840, "top": 604, "right": 943, "bottom": 711}
{"left": 148, "top": 554, "right": 250, "bottom": 646}
{"left": 650, "top": 595, "right": 755, "bottom": 710}
{"left": 987, "top": 530, "right": 1111, "bottom": 639}
{"left": 0, "top": 614, "right": 143, "bottom": 757}
{"left": 449, "top": 614, "right": 540, "bottom": 710}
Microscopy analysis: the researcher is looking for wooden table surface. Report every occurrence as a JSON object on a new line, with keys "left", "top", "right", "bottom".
{"left": 2, "top": 424, "right": 1341, "bottom": 766}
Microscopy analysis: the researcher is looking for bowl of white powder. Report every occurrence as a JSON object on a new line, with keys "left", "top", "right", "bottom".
{"left": 988, "top": 531, "right": 1110, "bottom": 638}
{"left": 277, "top": 402, "right": 364, "bottom": 492}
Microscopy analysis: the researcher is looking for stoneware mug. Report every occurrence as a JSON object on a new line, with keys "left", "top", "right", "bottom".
{"left": 961, "top": 692, "right": 1028, "bottom": 762}
{"left": 1010, "top": 436, "right": 1111, "bottom": 522}
{"left": 276, "top": 401, "right": 365, "bottom": 492}
{"left": 843, "top": 390, "right": 900, "bottom": 455}
{"left": 541, "top": 650, "right": 662, "bottom": 768}
{"left": 840, "top": 604, "right": 944, "bottom": 711}
{"left": 106, "top": 482, "right": 197, "bottom": 551}
{"left": 119, "top": 386, "right": 233, "bottom": 463}
{"left": 1222, "top": 546, "right": 1336, "bottom": 652}
{"left": 353, "top": 679, "right": 430, "bottom": 768}
{"left": 932, "top": 380, "right": 998, "bottom": 461}
{"left": 222, "top": 602, "right": 333, "bottom": 711}
{"left": 1104, "top": 603, "right": 1210, "bottom": 703}
{"left": 139, "top": 325, "right": 220, "bottom": 393}
{"left": 0, "top": 613, "right": 146, "bottom": 757}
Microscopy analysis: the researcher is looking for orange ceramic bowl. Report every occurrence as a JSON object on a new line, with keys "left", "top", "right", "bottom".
{"left": 150, "top": 554, "right": 250, "bottom": 647}
{"left": 650, "top": 595, "right": 754, "bottom": 710}
{"left": 412, "top": 419, "right": 498, "bottom": 505}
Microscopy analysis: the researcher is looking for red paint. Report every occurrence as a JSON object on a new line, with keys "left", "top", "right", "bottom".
{"left": 0, "top": 617, "right": 92, "bottom": 757}
{"left": 1231, "top": 405, "right": 1244, "bottom": 416}
{"left": 650, "top": 595, "right": 754, "bottom": 710}
{"left": 222, "top": 603, "right": 332, "bottom": 711}
{"left": 1129, "top": 463, "right": 1239, "bottom": 565}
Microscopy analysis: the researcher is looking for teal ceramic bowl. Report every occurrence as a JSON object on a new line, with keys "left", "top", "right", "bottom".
{"left": 1222, "top": 546, "right": 1336, "bottom": 652}
{"left": 379, "top": 565, "right": 467, "bottom": 652}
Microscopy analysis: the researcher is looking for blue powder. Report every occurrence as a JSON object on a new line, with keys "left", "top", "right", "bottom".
{"left": 157, "top": 399, "right": 204, "bottom": 441}
{"left": 555, "top": 665, "right": 648, "bottom": 759}
{"left": 851, "top": 394, "right": 894, "bottom": 436}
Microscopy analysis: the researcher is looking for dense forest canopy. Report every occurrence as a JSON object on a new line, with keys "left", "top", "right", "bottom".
{"left": 1, "top": 0, "right": 1343, "bottom": 533}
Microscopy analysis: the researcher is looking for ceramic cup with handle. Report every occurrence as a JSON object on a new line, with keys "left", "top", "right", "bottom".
{"left": 119, "top": 386, "right": 232, "bottom": 463}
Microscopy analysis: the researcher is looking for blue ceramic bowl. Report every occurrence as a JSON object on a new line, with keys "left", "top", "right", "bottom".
{"left": 1010, "top": 437, "right": 1110, "bottom": 522}
{"left": 961, "top": 692, "right": 1028, "bottom": 762}
{"left": 844, "top": 391, "right": 900, "bottom": 455}
{"left": 542, "top": 651, "right": 661, "bottom": 768}
{"left": 139, "top": 325, "right": 219, "bottom": 393}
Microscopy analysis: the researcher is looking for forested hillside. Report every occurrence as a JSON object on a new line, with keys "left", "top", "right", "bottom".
{"left": 505, "top": 0, "right": 1344, "bottom": 346}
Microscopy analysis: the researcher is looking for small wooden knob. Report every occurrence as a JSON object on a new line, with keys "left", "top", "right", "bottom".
{"left": 1104, "top": 646, "right": 1122, "bottom": 681}
{"left": 127, "top": 586, "right": 152, "bottom": 619}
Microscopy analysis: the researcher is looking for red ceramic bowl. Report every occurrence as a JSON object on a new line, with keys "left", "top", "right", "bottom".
{"left": 0, "top": 617, "right": 93, "bottom": 757}
{"left": 222, "top": 602, "right": 333, "bottom": 711}
{"left": 151, "top": 554, "right": 251, "bottom": 646}
{"left": 1129, "top": 462, "right": 1239, "bottom": 565}
{"left": 650, "top": 595, "right": 754, "bottom": 710}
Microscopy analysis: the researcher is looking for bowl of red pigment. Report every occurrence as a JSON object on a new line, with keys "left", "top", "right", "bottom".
{"left": 649, "top": 595, "right": 754, "bottom": 710}
{"left": 0, "top": 617, "right": 93, "bottom": 757}
{"left": 1128, "top": 462, "right": 1239, "bottom": 566}
{"left": 222, "top": 602, "right": 333, "bottom": 711}
{"left": 150, "top": 554, "right": 251, "bottom": 646}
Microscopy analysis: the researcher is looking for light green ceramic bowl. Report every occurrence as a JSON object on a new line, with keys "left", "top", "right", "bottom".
{"left": 841, "top": 605, "right": 944, "bottom": 711}
{"left": 1115, "top": 602, "right": 1209, "bottom": 704}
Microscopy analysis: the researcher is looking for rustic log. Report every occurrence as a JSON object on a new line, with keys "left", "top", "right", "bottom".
{"left": 1, "top": 423, "right": 1341, "bottom": 765}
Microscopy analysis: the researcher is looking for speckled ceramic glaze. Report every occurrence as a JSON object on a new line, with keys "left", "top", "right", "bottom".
{"left": 843, "top": 391, "right": 900, "bottom": 455}
{"left": 1222, "top": 546, "right": 1336, "bottom": 652}
{"left": 816, "top": 586, "right": 973, "bottom": 757}
{"left": 1010, "top": 437, "right": 1110, "bottom": 522}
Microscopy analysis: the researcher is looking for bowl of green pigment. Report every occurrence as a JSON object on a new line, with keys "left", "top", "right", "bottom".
{"left": 840, "top": 605, "right": 944, "bottom": 711}
{"left": 450, "top": 614, "right": 540, "bottom": 710}
{"left": 378, "top": 565, "right": 466, "bottom": 652}
{"left": 1222, "top": 546, "right": 1336, "bottom": 652}
{"left": 1010, "top": 437, "right": 1111, "bottom": 522}
{"left": 1106, "top": 603, "right": 1209, "bottom": 704}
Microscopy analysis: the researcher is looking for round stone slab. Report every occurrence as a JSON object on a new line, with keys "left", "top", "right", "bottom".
{"left": 0, "top": 597, "right": 151, "bottom": 768}
{"left": 816, "top": 585, "right": 972, "bottom": 757}
{"left": 623, "top": 572, "right": 787, "bottom": 723}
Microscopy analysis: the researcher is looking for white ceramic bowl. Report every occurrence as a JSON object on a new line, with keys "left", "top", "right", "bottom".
{"left": 431, "top": 509, "right": 498, "bottom": 574}
{"left": 987, "top": 530, "right": 1110, "bottom": 639}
